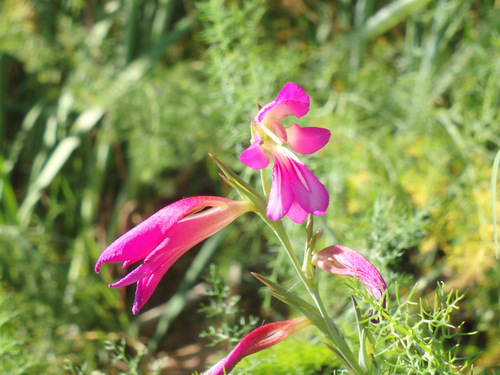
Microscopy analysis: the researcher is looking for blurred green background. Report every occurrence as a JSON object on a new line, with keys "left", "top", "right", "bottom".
{"left": 1, "top": 0, "right": 499, "bottom": 373}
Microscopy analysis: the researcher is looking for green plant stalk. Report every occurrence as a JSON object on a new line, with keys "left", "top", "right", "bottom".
{"left": 263, "top": 218, "right": 366, "bottom": 375}
{"left": 302, "top": 215, "right": 319, "bottom": 278}
{"left": 211, "top": 154, "right": 365, "bottom": 372}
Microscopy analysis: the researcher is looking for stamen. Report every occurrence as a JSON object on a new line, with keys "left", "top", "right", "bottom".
{"left": 290, "top": 159, "right": 310, "bottom": 191}
{"left": 261, "top": 122, "right": 283, "bottom": 145}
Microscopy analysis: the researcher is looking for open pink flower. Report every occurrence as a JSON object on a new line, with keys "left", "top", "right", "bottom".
{"left": 204, "top": 317, "right": 311, "bottom": 375}
{"left": 240, "top": 82, "right": 331, "bottom": 224}
{"left": 95, "top": 197, "right": 253, "bottom": 314}
{"left": 312, "top": 245, "right": 387, "bottom": 300}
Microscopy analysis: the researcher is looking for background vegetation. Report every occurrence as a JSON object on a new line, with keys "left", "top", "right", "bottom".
{"left": 0, "top": 0, "right": 499, "bottom": 373}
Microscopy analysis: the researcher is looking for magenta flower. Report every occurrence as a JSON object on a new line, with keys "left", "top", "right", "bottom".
{"left": 239, "top": 82, "right": 331, "bottom": 224}
{"left": 311, "top": 245, "right": 387, "bottom": 300}
{"left": 204, "top": 317, "right": 311, "bottom": 375}
{"left": 95, "top": 197, "right": 253, "bottom": 314}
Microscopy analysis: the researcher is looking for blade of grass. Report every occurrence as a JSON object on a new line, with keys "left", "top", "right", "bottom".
{"left": 70, "top": 106, "right": 105, "bottom": 134}
{"left": 6, "top": 103, "right": 44, "bottom": 174}
{"left": 0, "top": 156, "right": 19, "bottom": 224}
{"left": 0, "top": 53, "right": 5, "bottom": 145}
{"left": 360, "top": 0, "right": 432, "bottom": 41}
{"left": 419, "top": 0, "right": 472, "bottom": 81}
{"left": 18, "top": 136, "right": 80, "bottom": 225}
{"left": 124, "top": 0, "right": 141, "bottom": 63}
{"left": 151, "top": 0, "right": 176, "bottom": 44}
{"left": 492, "top": 149, "right": 500, "bottom": 259}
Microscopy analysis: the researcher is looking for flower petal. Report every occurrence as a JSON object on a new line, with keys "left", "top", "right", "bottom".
{"left": 133, "top": 270, "right": 166, "bottom": 314}
{"left": 279, "top": 149, "right": 329, "bottom": 216}
{"left": 239, "top": 139, "right": 270, "bottom": 170}
{"left": 109, "top": 257, "right": 166, "bottom": 289}
{"left": 286, "top": 123, "right": 331, "bottom": 155}
{"left": 131, "top": 253, "right": 184, "bottom": 314}
{"left": 145, "top": 202, "right": 252, "bottom": 265}
{"left": 290, "top": 166, "right": 329, "bottom": 216}
{"left": 286, "top": 201, "right": 309, "bottom": 224}
{"left": 95, "top": 198, "right": 204, "bottom": 272}
{"left": 267, "top": 157, "right": 293, "bottom": 221}
{"left": 257, "top": 82, "right": 310, "bottom": 122}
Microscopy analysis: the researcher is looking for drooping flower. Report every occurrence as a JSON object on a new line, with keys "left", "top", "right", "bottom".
{"left": 239, "top": 82, "right": 331, "bottom": 224}
{"left": 311, "top": 245, "right": 387, "bottom": 300}
{"left": 204, "top": 317, "right": 311, "bottom": 375}
{"left": 95, "top": 197, "right": 253, "bottom": 314}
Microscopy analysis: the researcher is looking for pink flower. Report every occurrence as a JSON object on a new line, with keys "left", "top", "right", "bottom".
{"left": 204, "top": 317, "right": 311, "bottom": 375}
{"left": 311, "top": 245, "right": 387, "bottom": 300}
{"left": 95, "top": 197, "right": 253, "bottom": 314}
{"left": 240, "top": 82, "right": 331, "bottom": 224}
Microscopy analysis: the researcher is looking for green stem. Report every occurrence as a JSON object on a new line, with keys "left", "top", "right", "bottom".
{"left": 311, "top": 283, "right": 365, "bottom": 374}
{"left": 264, "top": 218, "right": 366, "bottom": 375}
{"left": 268, "top": 220, "right": 310, "bottom": 288}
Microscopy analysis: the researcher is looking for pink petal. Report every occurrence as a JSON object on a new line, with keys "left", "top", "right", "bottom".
{"left": 145, "top": 202, "right": 252, "bottom": 265}
{"left": 239, "top": 139, "right": 270, "bottom": 170}
{"left": 267, "top": 158, "right": 294, "bottom": 221}
{"left": 289, "top": 161, "right": 329, "bottom": 216}
{"left": 266, "top": 148, "right": 329, "bottom": 222}
{"left": 133, "top": 272, "right": 165, "bottom": 315}
{"left": 109, "top": 260, "right": 166, "bottom": 288}
{"left": 95, "top": 198, "right": 202, "bottom": 272}
{"left": 131, "top": 256, "right": 178, "bottom": 314}
{"left": 276, "top": 149, "right": 329, "bottom": 217}
{"left": 286, "top": 123, "right": 331, "bottom": 155}
{"left": 286, "top": 201, "right": 309, "bottom": 224}
{"left": 257, "top": 82, "right": 310, "bottom": 122}
{"left": 267, "top": 117, "right": 287, "bottom": 142}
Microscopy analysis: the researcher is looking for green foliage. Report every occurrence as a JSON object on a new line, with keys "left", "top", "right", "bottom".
{"left": 0, "top": 286, "right": 43, "bottom": 374}
{"left": 199, "top": 264, "right": 259, "bottom": 347}
{"left": 102, "top": 339, "right": 145, "bottom": 375}
{"left": 198, "top": 0, "right": 305, "bottom": 130}
{"left": 354, "top": 282, "right": 479, "bottom": 374}
{"left": 366, "top": 198, "right": 428, "bottom": 269}
{"left": 0, "top": 0, "right": 499, "bottom": 373}
{"left": 64, "top": 339, "right": 165, "bottom": 375}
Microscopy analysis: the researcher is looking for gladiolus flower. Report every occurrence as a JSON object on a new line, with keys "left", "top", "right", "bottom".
{"left": 312, "top": 245, "right": 387, "bottom": 300}
{"left": 204, "top": 317, "right": 311, "bottom": 375}
{"left": 95, "top": 197, "right": 253, "bottom": 314}
{"left": 239, "top": 82, "right": 331, "bottom": 224}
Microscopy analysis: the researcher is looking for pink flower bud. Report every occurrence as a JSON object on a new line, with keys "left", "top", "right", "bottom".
{"left": 204, "top": 317, "right": 311, "bottom": 375}
{"left": 312, "top": 245, "right": 387, "bottom": 300}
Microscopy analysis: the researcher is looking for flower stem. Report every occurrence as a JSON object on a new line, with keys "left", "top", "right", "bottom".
{"left": 264, "top": 218, "right": 366, "bottom": 375}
